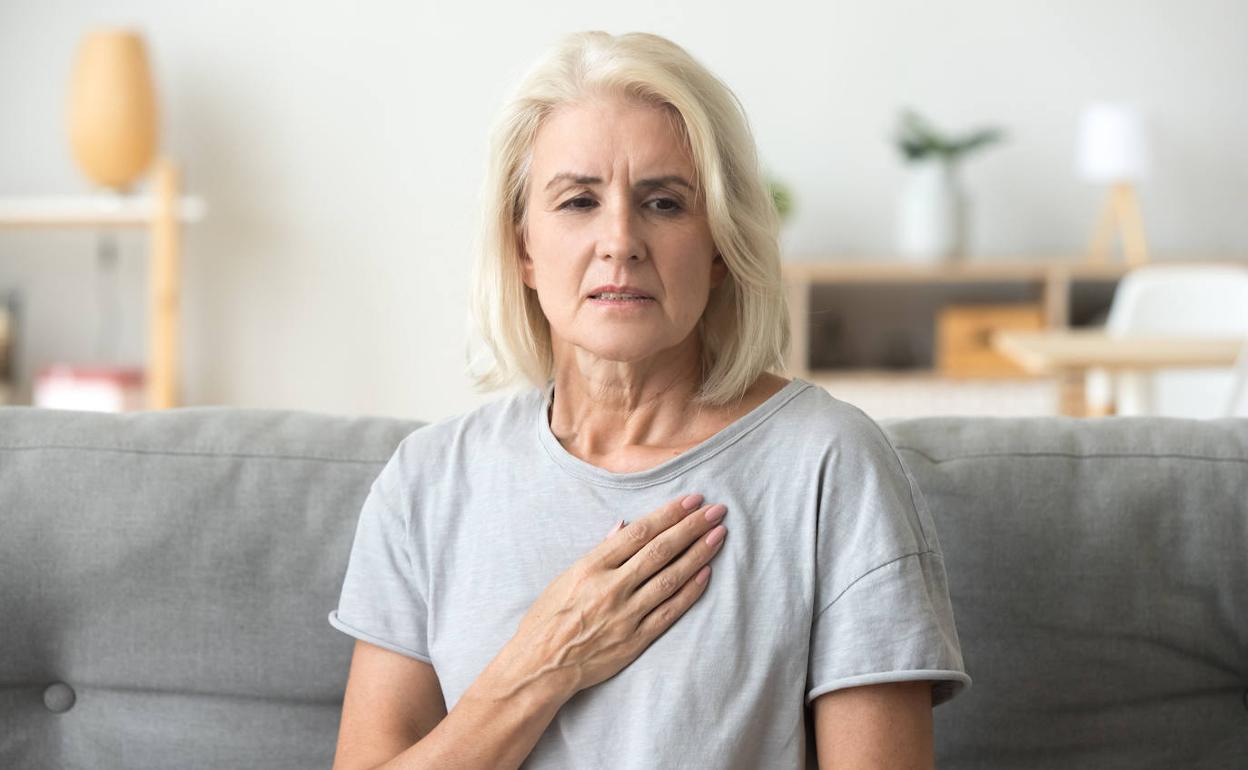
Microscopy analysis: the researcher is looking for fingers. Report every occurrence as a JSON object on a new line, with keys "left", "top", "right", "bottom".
{"left": 635, "top": 558, "right": 713, "bottom": 642}
{"left": 624, "top": 501, "right": 726, "bottom": 600}
{"left": 596, "top": 494, "right": 704, "bottom": 569}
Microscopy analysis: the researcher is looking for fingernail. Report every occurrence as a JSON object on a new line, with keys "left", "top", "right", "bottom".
{"left": 605, "top": 519, "right": 625, "bottom": 538}
{"left": 706, "top": 525, "right": 726, "bottom": 547}
{"left": 681, "top": 494, "right": 704, "bottom": 511}
{"left": 704, "top": 504, "right": 727, "bottom": 523}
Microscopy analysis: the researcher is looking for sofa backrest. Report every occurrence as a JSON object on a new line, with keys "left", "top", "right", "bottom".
{"left": 2, "top": 405, "right": 1245, "bottom": 768}
{"left": 880, "top": 414, "right": 1248, "bottom": 768}
{"left": 0, "top": 406, "right": 423, "bottom": 769}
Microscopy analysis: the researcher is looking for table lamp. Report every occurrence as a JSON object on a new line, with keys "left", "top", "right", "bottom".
{"left": 1076, "top": 102, "right": 1150, "bottom": 265}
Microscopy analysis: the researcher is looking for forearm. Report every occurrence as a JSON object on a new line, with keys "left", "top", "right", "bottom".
{"left": 372, "top": 645, "right": 573, "bottom": 770}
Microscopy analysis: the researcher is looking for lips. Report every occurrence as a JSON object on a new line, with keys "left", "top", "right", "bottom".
{"left": 587, "top": 284, "right": 654, "bottom": 299}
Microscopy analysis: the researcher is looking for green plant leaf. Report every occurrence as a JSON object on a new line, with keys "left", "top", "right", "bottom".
{"left": 767, "top": 177, "right": 794, "bottom": 221}
{"left": 894, "top": 107, "right": 1006, "bottom": 162}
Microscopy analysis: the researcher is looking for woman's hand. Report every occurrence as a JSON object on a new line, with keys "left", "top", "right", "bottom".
{"left": 501, "top": 493, "right": 728, "bottom": 701}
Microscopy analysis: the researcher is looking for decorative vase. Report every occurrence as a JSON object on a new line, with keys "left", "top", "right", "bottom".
{"left": 68, "top": 28, "right": 159, "bottom": 191}
{"left": 897, "top": 157, "right": 968, "bottom": 262}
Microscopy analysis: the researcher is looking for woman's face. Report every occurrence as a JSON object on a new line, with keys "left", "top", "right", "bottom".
{"left": 519, "top": 94, "right": 726, "bottom": 369}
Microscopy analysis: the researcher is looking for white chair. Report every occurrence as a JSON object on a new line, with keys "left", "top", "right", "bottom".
{"left": 1085, "top": 264, "right": 1248, "bottom": 418}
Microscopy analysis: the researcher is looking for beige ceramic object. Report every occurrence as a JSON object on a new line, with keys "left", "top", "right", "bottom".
{"left": 68, "top": 29, "right": 159, "bottom": 190}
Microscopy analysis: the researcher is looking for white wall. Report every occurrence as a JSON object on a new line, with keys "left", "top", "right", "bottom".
{"left": 1, "top": 0, "right": 1245, "bottom": 420}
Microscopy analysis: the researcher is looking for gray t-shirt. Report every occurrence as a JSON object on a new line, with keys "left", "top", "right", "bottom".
{"left": 329, "top": 376, "right": 971, "bottom": 769}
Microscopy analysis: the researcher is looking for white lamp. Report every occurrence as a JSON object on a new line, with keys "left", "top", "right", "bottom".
{"left": 1076, "top": 102, "right": 1150, "bottom": 265}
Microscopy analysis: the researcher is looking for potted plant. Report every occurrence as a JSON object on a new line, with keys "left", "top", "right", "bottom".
{"left": 766, "top": 174, "right": 795, "bottom": 252}
{"left": 894, "top": 108, "right": 1005, "bottom": 261}
{"left": 768, "top": 175, "right": 794, "bottom": 224}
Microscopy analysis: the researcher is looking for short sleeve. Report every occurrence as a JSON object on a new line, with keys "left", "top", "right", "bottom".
{"left": 328, "top": 447, "right": 432, "bottom": 664}
{"left": 806, "top": 407, "right": 971, "bottom": 707}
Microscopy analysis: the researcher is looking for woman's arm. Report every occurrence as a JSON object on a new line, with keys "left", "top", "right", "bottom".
{"left": 333, "top": 639, "right": 570, "bottom": 770}
{"left": 812, "top": 680, "right": 935, "bottom": 770}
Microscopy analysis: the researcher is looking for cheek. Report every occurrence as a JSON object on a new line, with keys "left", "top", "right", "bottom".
{"left": 524, "top": 246, "right": 583, "bottom": 311}
{"left": 661, "top": 266, "right": 711, "bottom": 320}
{"left": 529, "top": 208, "right": 586, "bottom": 244}
{"left": 526, "top": 216, "right": 585, "bottom": 271}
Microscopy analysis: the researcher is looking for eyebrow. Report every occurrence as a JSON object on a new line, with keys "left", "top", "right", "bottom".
{"left": 543, "top": 172, "right": 694, "bottom": 194}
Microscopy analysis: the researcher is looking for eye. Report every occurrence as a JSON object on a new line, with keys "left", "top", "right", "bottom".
{"left": 647, "top": 197, "right": 683, "bottom": 214}
{"left": 556, "top": 196, "right": 684, "bottom": 214}
{"left": 559, "top": 196, "right": 596, "bottom": 211}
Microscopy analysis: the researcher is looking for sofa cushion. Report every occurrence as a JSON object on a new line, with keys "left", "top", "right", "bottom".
{"left": 0, "top": 406, "right": 422, "bottom": 769}
{"left": 880, "top": 415, "right": 1248, "bottom": 769}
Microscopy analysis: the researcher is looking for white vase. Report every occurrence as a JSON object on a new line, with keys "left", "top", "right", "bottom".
{"left": 897, "top": 157, "right": 968, "bottom": 262}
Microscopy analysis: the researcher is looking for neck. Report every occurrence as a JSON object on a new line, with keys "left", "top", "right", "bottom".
{"left": 547, "top": 340, "right": 708, "bottom": 455}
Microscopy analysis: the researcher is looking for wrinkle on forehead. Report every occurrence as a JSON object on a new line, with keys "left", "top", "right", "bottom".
{"left": 530, "top": 93, "right": 700, "bottom": 200}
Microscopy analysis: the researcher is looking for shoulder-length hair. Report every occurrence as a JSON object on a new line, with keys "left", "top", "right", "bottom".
{"left": 467, "top": 30, "right": 789, "bottom": 407}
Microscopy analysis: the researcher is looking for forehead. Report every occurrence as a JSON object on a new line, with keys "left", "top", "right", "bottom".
{"left": 530, "top": 96, "right": 694, "bottom": 177}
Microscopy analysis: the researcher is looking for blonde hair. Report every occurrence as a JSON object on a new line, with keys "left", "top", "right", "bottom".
{"left": 467, "top": 30, "right": 789, "bottom": 407}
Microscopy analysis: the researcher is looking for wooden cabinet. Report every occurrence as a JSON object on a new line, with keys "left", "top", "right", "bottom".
{"left": 781, "top": 257, "right": 1139, "bottom": 376}
{"left": 779, "top": 257, "right": 1245, "bottom": 417}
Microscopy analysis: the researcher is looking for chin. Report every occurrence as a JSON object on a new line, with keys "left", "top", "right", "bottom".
{"left": 573, "top": 335, "right": 674, "bottom": 363}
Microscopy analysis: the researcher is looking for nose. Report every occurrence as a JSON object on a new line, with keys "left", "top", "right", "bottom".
{"left": 597, "top": 197, "right": 646, "bottom": 262}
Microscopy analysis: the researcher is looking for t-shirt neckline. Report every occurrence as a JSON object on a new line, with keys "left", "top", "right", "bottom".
{"left": 535, "top": 376, "right": 813, "bottom": 489}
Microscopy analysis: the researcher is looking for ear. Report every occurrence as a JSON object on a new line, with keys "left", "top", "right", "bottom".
{"left": 710, "top": 253, "right": 728, "bottom": 289}
{"left": 518, "top": 228, "right": 536, "bottom": 290}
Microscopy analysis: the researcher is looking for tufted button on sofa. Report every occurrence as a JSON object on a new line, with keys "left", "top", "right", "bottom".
{"left": 42, "top": 683, "right": 76, "bottom": 714}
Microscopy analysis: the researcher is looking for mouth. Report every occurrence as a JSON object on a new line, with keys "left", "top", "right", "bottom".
{"left": 588, "top": 292, "right": 654, "bottom": 301}
{"left": 587, "top": 292, "right": 656, "bottom": 306}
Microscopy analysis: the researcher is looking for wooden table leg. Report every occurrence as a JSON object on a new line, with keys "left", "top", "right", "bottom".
{"left": 784, "top": 272, "right": 810, "bottom": 378}
{"left": 1056, "top": 368, "right": 1088, "bottom": 417}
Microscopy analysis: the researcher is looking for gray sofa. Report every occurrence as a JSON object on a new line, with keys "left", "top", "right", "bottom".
{"left": 1, "top": 404, "right": 1245, "bottom": 769}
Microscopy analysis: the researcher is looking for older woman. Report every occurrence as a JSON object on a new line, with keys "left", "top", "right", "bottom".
{"left": 328, "top": 31, "right": 970, "bottom": 770}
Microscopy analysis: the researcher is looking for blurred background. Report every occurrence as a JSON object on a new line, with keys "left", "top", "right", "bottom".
{"left": 1, "top": 0, "right": 1246, "bottom": 421}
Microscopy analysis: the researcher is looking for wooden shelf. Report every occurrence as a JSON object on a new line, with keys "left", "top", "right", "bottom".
{"left": 782, "top": 257, "right": 1134, "bottom": 283}
{"left": 0, "top": 194, "right": 206, "bottom": 228}
{"left": 0, "top": 158, "right": 201, "bottom": 409}
{"left": 803, "top": 367, "right": 1063, "bottom": 419}
{"left": 782, "top": 256, "right": 1248, "bottom": 415}
{"left": 806, "top": 366, "right": 1048, "bottom": 382}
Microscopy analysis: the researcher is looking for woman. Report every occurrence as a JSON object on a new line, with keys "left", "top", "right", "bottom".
{"left": 328, "top": 30, "right": 970, "bottom": 770}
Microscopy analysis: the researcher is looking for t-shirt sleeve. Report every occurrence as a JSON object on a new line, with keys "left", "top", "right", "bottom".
{"left": 327, "top": 441, "right": 432, "bottom": 664}
{"left": 806, "top": 406, "right": 971, "bottom": 707}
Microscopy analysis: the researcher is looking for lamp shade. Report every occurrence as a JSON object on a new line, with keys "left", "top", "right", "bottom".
{"left": 1076, "top": 102, "right": 1149, "bottom": 183}
{"left": 68, "top": 28, "right": 159, "bottom": 190}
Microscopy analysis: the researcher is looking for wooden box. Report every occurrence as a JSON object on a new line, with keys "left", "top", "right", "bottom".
{"left": 936, "top": 303, "right": 1046, "bottom": 378}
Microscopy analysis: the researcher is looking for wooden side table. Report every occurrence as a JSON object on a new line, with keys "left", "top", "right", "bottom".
{"left": 991, "top": 329, "right": 1246, "bottom": 416}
